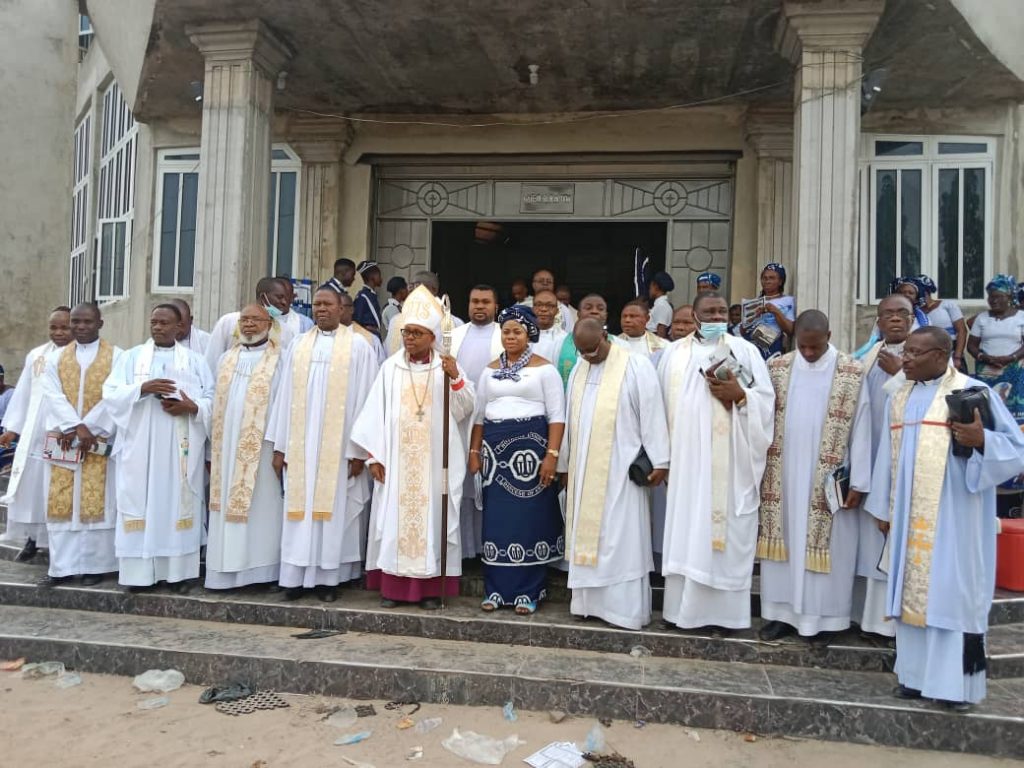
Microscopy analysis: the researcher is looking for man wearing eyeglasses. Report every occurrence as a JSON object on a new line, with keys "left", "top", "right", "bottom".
{"left": 851, "top": 293, "right": 914, "bottom": 639}
{"left": 865, "top": 326, "right": 1024, "bottom": 710}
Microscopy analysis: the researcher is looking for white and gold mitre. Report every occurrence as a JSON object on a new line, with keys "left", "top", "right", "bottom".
{"left": 401, "top": 285, "right": 444, "bottom": 338}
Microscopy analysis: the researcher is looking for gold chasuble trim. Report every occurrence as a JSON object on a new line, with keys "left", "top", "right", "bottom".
{"left": 209, "top": 341, "right": 280, "bottom": 524}
{"left": 888, "top": 366, "right": 965, "bottom": 627}
{"left": 669, "top": 336, "right": 731, "bottom": 552}
{"left": 758, "top": 352, "right": 862, "bottom": 574}
{"left": 396, "top": 362, "right": 433, "bottom": 569}
{"left": 566, "top": 343, "right": 629, "bottom": 567}
{"left": 47, "top": 341, "right": 114, "bottom": 524}
{"left": 286, "top": 329, "right": 354, "bottom": 522}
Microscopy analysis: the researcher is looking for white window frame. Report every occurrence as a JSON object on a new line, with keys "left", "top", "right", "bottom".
{"left": 152, "top": 150, "right": 201, "bottom": 292}
{"left": 268, "top": 145, "right": 301, "bottom": 277}
{"left": 69, "top": 113, "right": 92, "bottom": 305}
{"left": 858, "top": 134, "right": 994, "bottom": 306}
{"left": 151, "top": 144, "right": 302, "bottom": 292}
{"left": 95, "top": 81, "right": 136, "bottom": 302}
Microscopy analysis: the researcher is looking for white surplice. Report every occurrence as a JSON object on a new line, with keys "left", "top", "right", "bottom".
{"left": 759, "top": 346, "right": 873, "bottom": 636}
{"left": 104, "top": 343, "right": 213, "bottom": 586}
{"left": 204, "top": 311, "right": 297, "bottom": 375}
{"left": 657, "top": 334, "right": 774, "bottom": 629}
{"left": 205, "top": 343, "right": 285, "bottom": 589}
{"left": 2, "top": 342, "right": 59, "bottom": 546}
{"left": 560, "top": 354, "right": 669, "bottom": 629}
{"left": 451, "top": 322, "right": 502, "bottom": 556}
{"left": 349, "top": 353, "right": 475, "bottom": 579}
{"left": 40, "top": 340, "right": 124, "bottom": 577}
{"left": 532, "top": 326, "right": 567, "bottom": 365}
{"left": 265, "top": 329, "right": 378, "bottom": 588}
{"left": 852, "top": 341, "right": 904, "bottom": 637}
{"left": 181, "top": 326, "right": 211, "bottom": 355}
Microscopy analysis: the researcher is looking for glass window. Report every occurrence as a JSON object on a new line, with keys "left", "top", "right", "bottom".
{"left": 875, "top": 141, "right": 923, "bottom": 157}
{"left": 94, "top": 81, "right": 136, "bottom": 301}
{"left": 862, "top": 136, "right": 993, "bottom": 303}
{"left": 938, "top": 142, "right": 988, "bottom": 155}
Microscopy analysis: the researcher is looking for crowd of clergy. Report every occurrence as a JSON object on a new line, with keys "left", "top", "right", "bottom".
{"left": 2, "top": 257, "right": 1022, "bottom": 715}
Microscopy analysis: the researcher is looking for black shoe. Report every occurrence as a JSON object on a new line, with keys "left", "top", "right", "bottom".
{"left": 169, "top": 580, "right": 194, "bottom": 595}
{"left": 893, "top": 684, "right": 922, "bottom": 700}
{"left": 80, "top": 574, "right": 102, "bottom": 587}
{"left": 15, "top": 538, "right": 38, "bottom": 562}
{"left": 809, "top": 630, "right": 839, "bottom": 647}
{"left": 379, "top": 598, "right": 398, "bottom": 608}
{"left": 420, "top": 597, "right": 441, "bottom": 610}
{"left": 758, "top": 620, "right": 796, "bottom": 642}
{"left": 283, "top": 587, "right": 305, "bottom": 601}
{"left": 127, "top": 585, "right": 153, "bottom": 594}
{"left": 36, "top": 575, "right": 68, "bottom": 588}
{"left": 316, "top": 586, "right": 337, "bottom": 603}
{"left": 942, "top": 699, "right": 972, "bottom": 713}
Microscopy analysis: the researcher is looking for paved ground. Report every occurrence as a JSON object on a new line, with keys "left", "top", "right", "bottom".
{"left": 0, "top": 670, "right": 1017, "bottom": 767}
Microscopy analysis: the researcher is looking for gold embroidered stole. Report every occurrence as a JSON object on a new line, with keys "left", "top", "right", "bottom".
{"left": 566, "top": 344, "right": 629, "bottom": 566}
{"left": 396, "top": 359, "right": 433, "bottom": 571}
{"left": 645, "top": 331, "right": 667, "bottom": 354}
{"left": 669, "top": 335, "right": 732, "bottom": 551}
{"left": 887, "top": 366, "right": 965, "bottom": 627}
{"left": 286, "top": 329, "right": 354, "bottom": 522}
{"left": 862, "top": 341, "right": 883, "bottom": 372}
{"left": 757, "top": 352, "right": 862, "bottom": 573}
{"left": 5, "top": 343, "right": 54, "bottom": 499}
{"left": 47, "top": 341, "right": 114, "bottom": 523}
{"left": 209, "top": 341, "right": 280, "bottom": 524}
{"left": 352, "top": 322, "right": 376, "bottom": 347}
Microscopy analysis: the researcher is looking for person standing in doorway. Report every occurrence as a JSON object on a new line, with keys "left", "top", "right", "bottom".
{"left": 381, "top": 276, "right": 408, "bottom": 337}
{"left": 647, "top": 272, "right": 675, "bottom": 338}
{"left": 354, "top": 261, "right": 384, "bottom": 337}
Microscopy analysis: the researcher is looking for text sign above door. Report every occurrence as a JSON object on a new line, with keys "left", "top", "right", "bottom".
{"left": 520, "top": 183, "right": 575, "bottom": 214}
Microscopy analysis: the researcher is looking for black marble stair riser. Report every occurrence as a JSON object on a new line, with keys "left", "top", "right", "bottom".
{"left": 0, "top": 634, "right": 1020, "bottom": 760}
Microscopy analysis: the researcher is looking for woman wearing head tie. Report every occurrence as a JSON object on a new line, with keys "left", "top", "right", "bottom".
{"left": 467, "top": 306, "right": 566, "bottom": 615}
{"left": 915, "top": 274, "right": 968, "bottom": 370}
{"left": 742, "top": 262, "right": 795, "bottom": 360}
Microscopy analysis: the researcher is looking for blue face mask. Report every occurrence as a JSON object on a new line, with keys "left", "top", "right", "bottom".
{"left": 261, "top": 295, "right": 283, "bottom": 319}
{"left": 700, "top": 321, "right": 728, "bottom": 341}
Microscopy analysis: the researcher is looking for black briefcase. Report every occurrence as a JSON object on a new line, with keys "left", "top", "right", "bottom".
{"left": 945, "top": 386, "right": 994, "bottom": 458}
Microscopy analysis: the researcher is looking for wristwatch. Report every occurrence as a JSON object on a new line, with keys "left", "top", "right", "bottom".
{"left": 546, "top": 449, "right": 559, "bottom": 457}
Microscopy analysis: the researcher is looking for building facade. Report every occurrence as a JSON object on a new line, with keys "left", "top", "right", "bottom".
{"left": 5, "top": 0, "right": 1024, "bottom": 371}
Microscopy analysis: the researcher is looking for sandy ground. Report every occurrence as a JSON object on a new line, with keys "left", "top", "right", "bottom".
{"left": 0, "top": 670, "right": 1014, "bottom": 768}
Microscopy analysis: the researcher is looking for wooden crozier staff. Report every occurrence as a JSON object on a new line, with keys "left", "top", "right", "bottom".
{"left": 439, "top": 295, "right": 454, "bottom": 608}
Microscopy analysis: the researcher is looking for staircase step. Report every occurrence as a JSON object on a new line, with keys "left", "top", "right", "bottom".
{"left": 0, "top": 603, "right": 1019, "bottom": 758}
{"left": 1, "top": 559, "right": 1021, "bottom": 680}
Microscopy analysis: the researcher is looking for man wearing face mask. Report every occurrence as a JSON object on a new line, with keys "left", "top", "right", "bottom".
{"left": 205, "top": 304, "right": 286, "bottom": 590}
{"left": 656, "top": 291, "right": 775, "bottom": 632}
{"left": 205, "top": 277, "right": 301, "bottom": 374}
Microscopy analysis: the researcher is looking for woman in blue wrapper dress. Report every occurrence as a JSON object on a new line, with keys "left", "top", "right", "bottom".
{"left": 742, "top": 262, "right": 795, "bottom": 360}
{"left": 468, "top": 306, "right": 566, "bottom": 615}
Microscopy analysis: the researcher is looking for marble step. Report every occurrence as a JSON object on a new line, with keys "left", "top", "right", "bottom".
{"left": 0, "top": 604, "right": 1020, "bottom": 758}
{"left": 1, "top": 559, "right": 1021, "bottom": 680}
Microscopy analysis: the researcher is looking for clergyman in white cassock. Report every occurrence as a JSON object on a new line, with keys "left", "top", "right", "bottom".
{"left": 39, "top": 304, "right": 122, "bottom": 583}
{"left": 450, "top": 286, "right": 503, "bottom": 557}
{"left": 204, "top": 277, "right": 299, "bottom": 374}
{"left": 103, "top": 305, "right": 213, "bottom": 588}
{"left": 866, "top": 328, "right": 1024, "bottom": 707}
{"left": 205, "top": 305, "right": 286, "bottom": 589}
{"left": 657, "top": 293, "right": 774, "bottom": 630}
{"left": 0, "top": 307, "right": 73, "bottom": 553}
{"left": 757, "top": 312, "right": 872, "bottom": 640}
{"left": 559, "top": 321, "right": 670, "bottom": 630}
{"left": 349, "top": 285, "right": 475, "bottom": 607}
{"left": 266, "top": 288, "right": 379, "bottom": 599}
{"left": 852, "top": 294, "right": 914, "bottom": 638}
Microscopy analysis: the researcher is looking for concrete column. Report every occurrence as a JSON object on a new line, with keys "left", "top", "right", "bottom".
{"left": 746, "top": 108, "right": 794, "bottom": 274}
{"left": 776, "top": 1, "right": 882, "bottom": 349}
{"left": 186, "top": 20, "right": 292, "bottom": 328}
{"left": 292, "top": 139, "right": 345, "bottom": 283}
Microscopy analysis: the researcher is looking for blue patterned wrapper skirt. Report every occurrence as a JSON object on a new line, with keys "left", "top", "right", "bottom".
{"left": 978, "top": 360, "right": 1024, "bottom": 490}
{"left": 480, "top": 415, "right": 564, "bottom": 608}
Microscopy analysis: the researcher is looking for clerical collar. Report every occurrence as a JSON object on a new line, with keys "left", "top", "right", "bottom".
{"left": 78, "top": 338, "right": 99, "bottom": 350}
{"left": 154, "top": 342, "right": 175, "bottom": 349}
{"left": 242, "top": 339, "right": 269, "bottom": 349}
{"left": 407, "top": 350, "right": 432, "bottom": 365}
{"left": 914, "top": 372, "right": 945, "bottom": 387}
{"left": 317, "top": 327, "right": 338, "bottom": 337}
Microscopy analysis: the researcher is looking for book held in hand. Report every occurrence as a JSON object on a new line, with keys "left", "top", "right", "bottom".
{"left": 42, "top": 433, "right": 111, "bottom": 466}
{"left": 824, "top": 465, "right": 851, "bottom": 514}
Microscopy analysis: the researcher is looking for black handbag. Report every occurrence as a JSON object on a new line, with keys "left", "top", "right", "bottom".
{"left": 628, "top": 448, "right": 654, "bottom": 486}
{"left": 945, "top": 386, "right": 993, "bottom": 458}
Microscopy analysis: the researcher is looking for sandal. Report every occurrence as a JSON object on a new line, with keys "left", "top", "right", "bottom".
{"left": 514, "top": 600, "right": 537, "bottom": 616}
{"left": 481, "top": 598, "right": 499, "bottom": 612}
